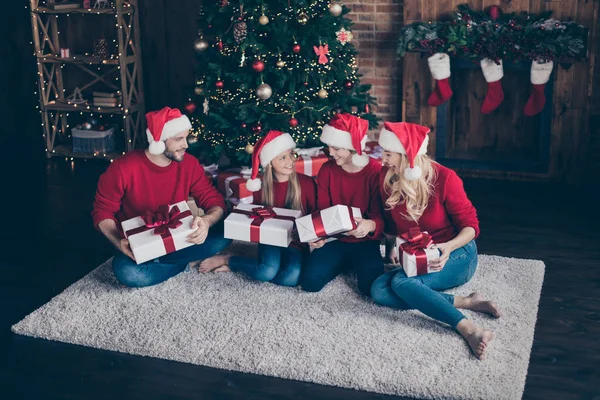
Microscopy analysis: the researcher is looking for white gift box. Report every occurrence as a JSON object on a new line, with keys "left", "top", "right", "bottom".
{"left": 396, "top": 234, "right": 440, "bottom": 277}
{"left": 121, "top": 201, "right": 197, "bottom": 264}
{"left": 224, "top": 204, "right": 302, "bottom": 248}
{"left": 295, "top": 205, "right": 362, "bottom": 243}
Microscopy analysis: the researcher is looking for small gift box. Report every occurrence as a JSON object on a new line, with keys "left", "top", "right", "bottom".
{"left": 121, "top": 201, "right": 196, "bottom": 264}
{"left": 295, "top": 205, "right": 362, "bottom": 243}
{"left": 224, "top": 204, "right": 302, "bottom": 247}
{"left": 217, "top": 169, "right": 254, "bottom": 205}
{"left": 364, "top": 141, "right": 383, "bottom": 159}
{"left": 294, "top": 149, "right": 329, "bottom": 178}
{"left": 396, "top": 227, "right": 440, "bottom": 277}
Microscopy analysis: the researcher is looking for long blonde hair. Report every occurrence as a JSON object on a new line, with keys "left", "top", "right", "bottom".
{"left": 383, "top": 154, "right": 437, "bottom": 222}
{"left": 261, "top": 164, "right": 303, "bottom": 212}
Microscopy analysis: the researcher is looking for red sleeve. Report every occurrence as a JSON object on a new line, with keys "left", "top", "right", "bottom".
{"left": 316, "top": 164, "right": 333, "bottom": 211}
{"left": 92, "top": 160, "right": 125, "bottom": 229}
{"left": 300, "top": 175, "right": 318, "bottom": 214}
{"left": 442, "top": 170, "right": 480, "bottom": 238}
{"left": 366, "top": 165, "right": 384, "bottom": 239}
{"left": 189, "top": 161, "right": 226, "bottom": 213}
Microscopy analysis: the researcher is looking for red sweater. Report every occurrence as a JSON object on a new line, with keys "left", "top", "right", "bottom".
{"left": 316, "top": 158, "right": 384, "bottom": 242}
{"left": 92, "top": 150, "right": 226, "bottom": 229}
{"left": 380, "top": 163, "right": 480, "bottom": 243}
{"left": 252, "top": 173, "right": 317, "bottom": 215}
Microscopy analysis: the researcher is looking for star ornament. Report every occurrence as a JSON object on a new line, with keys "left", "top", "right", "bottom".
{"left": 336, "top": 28, "right": 353, "bottom": 45}
{"left": 313, "top": 44, "right": 329, "bottom": 64}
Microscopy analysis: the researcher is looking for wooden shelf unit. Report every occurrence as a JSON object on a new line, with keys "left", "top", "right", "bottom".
{"left": 29, "top": 0, "right": 145, "bottom": 159}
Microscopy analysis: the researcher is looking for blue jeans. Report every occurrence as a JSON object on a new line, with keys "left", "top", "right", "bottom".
{"left": 299, "top": 239, "right": 384, "bottom": 296}
{"left": 229, "top": 244, "right": 303, "bottom": 287}
{"left": 371, "top": 240, "right": 478, "bottom": 329}
{"left": 112, "top": 222, "right": 232, "bottom": 288}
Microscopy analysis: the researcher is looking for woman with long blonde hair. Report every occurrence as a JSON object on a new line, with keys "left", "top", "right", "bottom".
{"left": 371, "top": 121, "right": 501, "bottom": 360}
{"left": 200, "top": 130, "right": 316, "bottom": 286}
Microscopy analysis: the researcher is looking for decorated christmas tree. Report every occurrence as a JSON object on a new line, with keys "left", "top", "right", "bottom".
{"left": 186, "top": 0, "right": 377, "bottom": 165}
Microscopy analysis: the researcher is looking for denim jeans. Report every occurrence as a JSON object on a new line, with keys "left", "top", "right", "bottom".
{"left": 371, "top": 240, "right": 478, "bottom": 329}
{"left": 299, "top": 239, "right": 384, "bottom": 296}
{"left": 112, "top": 221, "right": 232, "bottom": 288}
{"left": 229, "top": 244, "right": 304, "bottom": 287}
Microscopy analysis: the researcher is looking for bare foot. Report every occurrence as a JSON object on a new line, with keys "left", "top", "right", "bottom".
{"left": 213, "top": 265, "right": 231, "bottom": 273}
{"left": 464, "top": 328, "right": 494, "bottom": 360}
{"left": 466, "top": 292, "right": 501, "bottom": 318}
{"left": 198, "top": 254, "right": 231, "bottom": 273}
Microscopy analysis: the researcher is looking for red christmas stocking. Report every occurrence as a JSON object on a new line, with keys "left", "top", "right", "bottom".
{"left": 480, "top": 58, "right": 504, "bottom": 114}
{"left": 524, "top": 60, "right": 554, "bottom": 116}
{"left": 427, "top": 53, "right": 452, "bottom": 107}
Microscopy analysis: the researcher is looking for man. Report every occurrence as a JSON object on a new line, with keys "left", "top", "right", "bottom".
{"left": 92, "top": 106, "right": 231, "bottom": 287}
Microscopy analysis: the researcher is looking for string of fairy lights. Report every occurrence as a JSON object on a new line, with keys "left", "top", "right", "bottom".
{"left": 189, "top": 0, "right": 374, "bottom": 158}
{"left": 29, "top": 1, "right": 138, "bottom": 163}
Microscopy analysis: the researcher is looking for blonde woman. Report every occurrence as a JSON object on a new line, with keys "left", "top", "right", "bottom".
{"left": 371, "top": 121, "right": 501, "bottom": 360}
{"left": 200, "top": 130, "right": 316, "bottom": 286}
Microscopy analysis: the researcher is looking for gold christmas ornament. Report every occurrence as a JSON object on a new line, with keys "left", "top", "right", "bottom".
{"left": 256, "top": 83, "right": 273, "bottom": 100}
{"left": 318, "top": 88, "right": 328, "bottom": 99}
{"left": 329, "top": 2, "right": 343, "bottom": 17}
{"left": 194, "top": 86, "right": 204, "bottom": 95}
{"left": 245, "top": 143, "right": 254, "bottom": 154}
{"left": 276, "top": 59, "right": 286, "bottom": 68}
{"left": 297, "top": 12, "right": 309, "bottom": 25}
{"left": 194, "top": 37, "right": 209, "bottom": 52}
{"left": 258, "top": 15, "right": 269, "bottom": 25}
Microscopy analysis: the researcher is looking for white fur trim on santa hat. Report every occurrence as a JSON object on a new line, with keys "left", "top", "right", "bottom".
{"left": 246, "top": 177, "right": 262, "bottom": 192}
{"left": 160, "top": 114, "right": 192, "bottom": 141}
{"left": 404, "top": 165, "right": 422, "bottom": 180}
{"left": 259, "top": 133, "right": 296, "bottom": 167}
{"left": 480, "top": 58, "right": 503, "bottom": 83}
{"left": 531, "top": 60, "right": 553, "bottom": 85}
{"left": 320, "top": 124, "right": 368, "bottom": 153}
{"left": 378, "top": 127, "right": 429, "bottom": 156}
{"left": 428, "top": 53, "right": 451, "bottom": 80}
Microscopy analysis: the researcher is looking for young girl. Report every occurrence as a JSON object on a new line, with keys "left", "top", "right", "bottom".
{"left": 371, "top": 121, "right": 501, "bottom": 360}
{"left": 200, "top": 130, "right": 316, "bottom": 287}
{"left": 299, "top": 113, "right": 384, "bottom": 296}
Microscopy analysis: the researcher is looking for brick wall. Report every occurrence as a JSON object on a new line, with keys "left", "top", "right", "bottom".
{"left": 345, "top": 0, "right": 404, "bottom": 131}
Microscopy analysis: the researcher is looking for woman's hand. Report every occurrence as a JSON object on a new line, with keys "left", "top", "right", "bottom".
{"left": 428, "top": 242, "right": 454, "bottom": 271}
{"left": 347, "top": 218, "right": 376, "bottom": 239}
{"left": 387, "top": 246, "right": 400, "bottom": 264}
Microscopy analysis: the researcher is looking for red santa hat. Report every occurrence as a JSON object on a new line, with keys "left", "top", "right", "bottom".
{"left": 320, "top": 113, "right": 370, "bottom": 167}
{"left": 378, "top": 121, "right": 430, "bottom": 180}
{"left": 246, "top": 130, "right": 297, "bottom": 192}
{"left": 146, "top": 107, "right": 192, "bottom": 155}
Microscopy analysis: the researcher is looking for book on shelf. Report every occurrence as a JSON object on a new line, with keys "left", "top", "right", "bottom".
{"left": 92, "top": 91, "right": 121, "bottom": 98}
{"left": 47, "top": 2, "right": 81, "bottom": 10}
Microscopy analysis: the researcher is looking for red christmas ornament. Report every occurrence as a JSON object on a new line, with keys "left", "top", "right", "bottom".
{"left": 215, "top": 80, "right": 224, "bottom": 89}
{"left": 293, "top": 44, "right": 301, "bottom": 53}
{"left": 289, "top": 117, "right": 299, "bottom": 128}
{"left": 488, "top": 6, "right": 501, "bottom": 21}
{"left": 184, "top": 101, "right": 197, "bottom": 114}
{"left": 303, "top": 81, "right": 309, "bottom": 87}
{"left": 241, "top": 123, "right": 247, "bottom": 128}
{"left": 253, "top": 123, "right": 262, "bottom": 133}
{"left": 252, "top": 60, "right": 265, "bottom": 72}
{"left": 218, "top": 41, "right": 224, "bottom": 51}
{"left": 344, "top": 80, "right": 353, "bottom": 90}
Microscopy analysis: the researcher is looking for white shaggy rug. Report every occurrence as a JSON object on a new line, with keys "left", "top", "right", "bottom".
{"left": 12, "top": 242, "right": 545, "bottom": 400}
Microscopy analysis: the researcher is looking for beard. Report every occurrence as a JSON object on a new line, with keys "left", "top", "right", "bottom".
{"left": 163, "top": 149, "right": 185, "bottom": 162}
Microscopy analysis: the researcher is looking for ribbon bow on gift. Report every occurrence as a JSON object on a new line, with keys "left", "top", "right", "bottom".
{"left": 126, "top": 204, "right": 192, "bottom": 253}
{"left": 398, "top": 227, "right": 434, "bottom": 275}
{"left": 232, "top": 206, "right": 296, "bottom": 243}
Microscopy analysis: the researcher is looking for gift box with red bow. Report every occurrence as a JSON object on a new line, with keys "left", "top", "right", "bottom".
{"left": 217, "top": 169, "right": 254, "bottom": 206}
{"left": 295, "top": 205, "right": 362, "bottom": 243}
{"left": 224, "top": 204, "right": 302, "bottom": 247}
{"left": 294, "top": 147, "right": 329, "bottom": 178}
{"left": 396, "top": 227, "right": 440, "bottom": 277}
{"left": 121, "top": 201, "right": 196, "bottom": 264}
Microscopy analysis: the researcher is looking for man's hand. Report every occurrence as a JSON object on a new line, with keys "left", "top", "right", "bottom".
{"left": 309, "top": 239, "right": 327, "bottom": 249}
{"left": 187, "top": 216, "right": 209, "bottom": 244}
{"left": 119, "top": 238, "right": 136, "bottom": 260}
{"left": 347, "top": 218, "right": 376, "bottom": 239}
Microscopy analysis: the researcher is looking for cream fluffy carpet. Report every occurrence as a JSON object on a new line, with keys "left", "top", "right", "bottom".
{"left": 12, "top": 242, "right": 545, "bottom": 400}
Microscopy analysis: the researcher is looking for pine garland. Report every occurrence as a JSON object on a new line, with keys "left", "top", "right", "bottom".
{"left": 397, "top": 4, "right": 587, "bottom": 63}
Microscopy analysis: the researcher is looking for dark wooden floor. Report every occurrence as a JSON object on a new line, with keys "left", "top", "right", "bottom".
{"left": 1, "top": 152, "right": 599, "bottom": 400}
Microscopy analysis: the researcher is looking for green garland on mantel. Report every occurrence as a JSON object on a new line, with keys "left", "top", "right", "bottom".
{"left": 397, "top": 4, "right": 587, "bottom": 63}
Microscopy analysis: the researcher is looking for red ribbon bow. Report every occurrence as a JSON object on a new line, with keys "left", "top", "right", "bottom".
{"left": 399, "top": 227, "right": 433, "bottom": 276}
{"left": 125, "top": 204, "right": 192, "bottom": 254}
{"left": 232, "top": 206, "right": 296, "bottom": 243}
